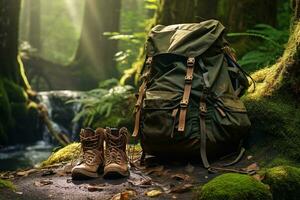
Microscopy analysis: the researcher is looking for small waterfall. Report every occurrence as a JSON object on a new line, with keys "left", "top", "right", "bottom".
{"left": 37, "top": 90, "right": 83, "bottom": 144}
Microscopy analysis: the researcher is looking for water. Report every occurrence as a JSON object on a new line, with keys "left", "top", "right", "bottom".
{"left": 0, "top": 90, "right": 83, "bottom": 171}
{"left": 0, "top": 141, "right": 53, "bottom": 171}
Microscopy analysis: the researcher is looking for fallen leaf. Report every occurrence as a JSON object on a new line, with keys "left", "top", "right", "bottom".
{"left": 17, "top": 169, "right": 37, "bottom": 177}
{"left": 185, "top": 163, "right": 195, "bottom": 173}
{"left": 171, "top": 174, "right": 190, "bottom": 181}
{"left": 245, "top": 163, "right": 260, "bottom": 175}
{"left": 111, "top": 190, "right": 137, "bottom": 200}
{"left": 128, "top": 177, "right": 152, "bottom": 187}
{"left": 87, "top": 185, "right": 105, "bottom": 192}
{"left": 42, "top": 169, "right": 56, "bottom": 177}
{"left": 169, "top": 184, "right": 193, "bottom": 193}
{"left": 144, "top": 165, "right": 164, "bottom": 175}
{"left": 15, "top": 191, "right": 23, "bottom": 195}
{"left": 145, "top": 189, "right": 162, "bottom": 197}
{"left": 247, "top": 155, "right": 253, "bottom": 160}
{"left": 34, "top": 179, "right": 53, "bottom": 187}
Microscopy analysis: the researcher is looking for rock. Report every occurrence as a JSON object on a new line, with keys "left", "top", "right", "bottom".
{"left": 262, "top": 165, "right": 300, "bottom": 200}
{"left": 196, "top": 173, "right": 272, "bottom": 200}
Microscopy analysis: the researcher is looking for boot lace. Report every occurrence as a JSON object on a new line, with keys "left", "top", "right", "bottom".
{"left": 80, "top": 134, "right": 103, "bottom": 166}
{"left": 105, "top": 128, "right": 128, "bottom": 166}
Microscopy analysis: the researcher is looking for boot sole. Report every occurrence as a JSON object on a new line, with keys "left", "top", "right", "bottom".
{"left": 71, "top": 168, "right": 99, "bottom": 180}
{"left": 103, "top": 166, "right": 129, "bottom": 179}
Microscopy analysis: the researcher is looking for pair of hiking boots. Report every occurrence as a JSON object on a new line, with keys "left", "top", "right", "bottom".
{"left": 71, "top": 127, "right": 129, "bottom": 179}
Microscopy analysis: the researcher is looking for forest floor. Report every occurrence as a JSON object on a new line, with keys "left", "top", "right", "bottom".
{"left": 0, "top": 155, "right": 257, "bottom": 200}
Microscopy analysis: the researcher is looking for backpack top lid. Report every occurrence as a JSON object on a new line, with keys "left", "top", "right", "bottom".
{"left": 146, "top": 20, "right": 225, "bottom": 58}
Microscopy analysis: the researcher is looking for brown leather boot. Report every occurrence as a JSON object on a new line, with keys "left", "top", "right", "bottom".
{"left": 103, "top": 127, "right": 129, "bottom": 178}
{"left": 71, "top": 128, "right": 104, "bottom": 179}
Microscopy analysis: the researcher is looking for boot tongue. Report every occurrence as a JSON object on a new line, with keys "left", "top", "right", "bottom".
{"left": 110, "top": 128, "right": 119, "bottom": 137}
{"left": 82, "top": 128, "right": 95, "bottom": 137}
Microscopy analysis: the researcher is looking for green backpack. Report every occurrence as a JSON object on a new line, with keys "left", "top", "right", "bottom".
{"left": 133, "top": 20, "right": 251, "bottom": 168}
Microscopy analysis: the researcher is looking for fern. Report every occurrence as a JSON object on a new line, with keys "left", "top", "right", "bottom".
{"left": 68, "top": 79, "right": 134, "bottom": 127}
{"left": 228, "top": 24, "right": 289, "bottom": 72}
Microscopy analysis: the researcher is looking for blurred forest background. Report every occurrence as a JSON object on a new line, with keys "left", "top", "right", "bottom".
{"left": 1, "top": 0, "right": 300, "bottom": 171}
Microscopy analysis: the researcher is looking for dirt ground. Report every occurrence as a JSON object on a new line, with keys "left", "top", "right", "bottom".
{"left": 0, "top": 156, "right": 256, "bottom": 200}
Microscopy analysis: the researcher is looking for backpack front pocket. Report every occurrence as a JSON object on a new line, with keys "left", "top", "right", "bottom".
{"left": 211, "top": 95, "right": 251, "bottom": 142}
{"left": 141, "top": 91, "right": 180, "bottom": 142}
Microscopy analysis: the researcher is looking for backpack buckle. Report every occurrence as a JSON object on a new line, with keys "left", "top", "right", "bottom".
{"left": 180, "top": 100, "right": 188, "bottom": 108}
{"left": 185, "top": 75, "right": 193, "bottom": 83}
{"left": 187, "top": 57, "right": 195, "bottom": 67}
{"left": 199, "top": 102, "right": 207, "bottom": 114}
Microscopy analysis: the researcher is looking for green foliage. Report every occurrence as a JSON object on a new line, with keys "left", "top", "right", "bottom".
{"left": 197, "top": 173, "right": 272, "bottom": 200}
{"left": 262, "top": 166, "right": 300, "bottom": 200}
{"left": 3, "top": 79, "right": 28, "bottom": 103}
{"left": 0, "top": 179, "right": 16, "bottom": 191}
{"left": 69, "top": 79, "right": 135, "bottom": 128}
{"left": 228, "top": 24, "right": 289, "bottom": 73}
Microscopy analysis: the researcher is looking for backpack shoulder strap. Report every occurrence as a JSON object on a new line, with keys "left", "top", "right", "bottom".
{"left": 132, "top": 56, "right": 153, "bottom": 137}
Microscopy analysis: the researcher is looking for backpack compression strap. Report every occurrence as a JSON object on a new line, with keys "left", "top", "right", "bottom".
{"left": 200, "top": 94, "right": 210, "bottom": 168}
{"left": 178, "top": 57, "right": 195, "bottom": 132}
{"left": 132, "top": 56, "right": 153, "bottom": 137}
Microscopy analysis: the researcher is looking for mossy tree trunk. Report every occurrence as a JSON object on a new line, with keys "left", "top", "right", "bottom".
{"left": 0, "top": 0, "right": 39, "bottom": 145}
{"left": 71, "top": 0, "right": 121, "bottom": 89}
{"left": 245, "top": 0, "right": 300, "bottom": 159}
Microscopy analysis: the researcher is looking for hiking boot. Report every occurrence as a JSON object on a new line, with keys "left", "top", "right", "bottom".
{"left": 71, "top": 128, "right": 104, "bottom": 179}
{"left": 103, "top": 127, "right": 129, "bottom": 178}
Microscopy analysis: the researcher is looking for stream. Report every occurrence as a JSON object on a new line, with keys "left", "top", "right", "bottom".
{"left": 0, "top": 90, "right": 83, "bottom": 171}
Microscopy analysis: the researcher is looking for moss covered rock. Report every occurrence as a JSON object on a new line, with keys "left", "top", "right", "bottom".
{"left": 41, "top": 143, "right": 81, "bottom": 166}
{"left": 197, "top": 173, "right": 272, "bottom": 200}
{"left": 262, "top": 166, "right": 300, "bottom": 200}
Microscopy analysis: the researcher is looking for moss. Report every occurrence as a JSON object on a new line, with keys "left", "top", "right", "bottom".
{"left": 265, "top": 157, "right": 299, "bottom": 168}
{"left": 0, "top": 179, "right": 16, "bottom": 191}
{"left": 0, "top": 78, "right": 13, "bottom": 144}
{"left": 41, "top": 143, "right": 81, "bottom": 167}
{"left": 244, "top": 94, "right": 300, "bottom": 160}
{"left": 262, "top": 166, "right": 300, "bottom": 200}
{"left": 197, "top": 173, "right": 272, "bottom": 200}
{"left": 3, "top": 78, "right": 28, "bottom": 103}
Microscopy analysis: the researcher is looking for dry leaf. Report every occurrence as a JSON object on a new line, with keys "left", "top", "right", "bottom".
{"left": 144, "top": 165, "right": 164, "bottom": 175}
{"left": 87, "top": 185, "right": 105, "bottom": 192}
{"left": 111, "top": 190, "right": 137, "bottom": 200}
{"left": 17, "top": 169, "right": 37, "bottom": 177}
{"left": 128, "top": 177, "right": 152, "bottom": 187}
{"left": 171, "top": 174, "right": 190, "bottom": 181}
{"left": 41, "top": 169, "right": 56, "bottom": 177}
{"left": 34, "top": 180, "right": 53, "bottom": 187}
{"left": 169, "top": 184, "right": 193, "bottom": 193}
{"left": 247, "top": 155, "right": 253, "bottom": 160}
{"left": 145, "top": 189, "right": 162, "bottom": 197}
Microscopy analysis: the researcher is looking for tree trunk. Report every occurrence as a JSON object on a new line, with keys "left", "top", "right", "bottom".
{"left": 219, "top": 0, "right": 278, "bottom": 32}
{"left": 0, "top": 0, "right": 21, "bottom": 82}
{"left": 71, "top": 0, "right": 121, "bottom": 89}
{"left": 155, "top": 0, "right": 218, "bottom": 25}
